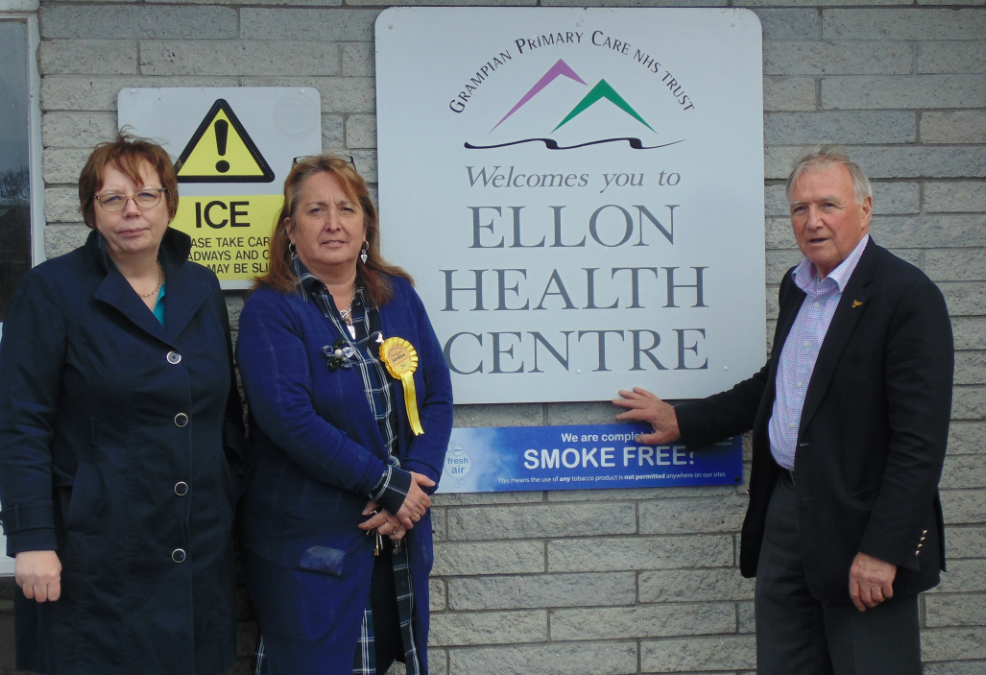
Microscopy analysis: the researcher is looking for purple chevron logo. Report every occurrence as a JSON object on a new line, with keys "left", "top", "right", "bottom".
{"left": 491, "top": 59, "right": 588, "bottom": 131}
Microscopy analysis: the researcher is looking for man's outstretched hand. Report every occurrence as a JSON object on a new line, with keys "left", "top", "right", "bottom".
{"left": 613, "top": 388, "right": 681, "bottom": 445}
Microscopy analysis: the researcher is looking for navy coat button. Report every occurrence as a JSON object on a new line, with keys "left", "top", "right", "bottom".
{"left": 167, "top": 351, "right": 182, "bottom": 364}
{"left": 172, "top": 548, "right": 186, "bottom": 563}
{"left": 174, "top": 413, "right": 189, "bottom": 427}
{"left": 174, "top": 481, "right": 189, "bottom": 496}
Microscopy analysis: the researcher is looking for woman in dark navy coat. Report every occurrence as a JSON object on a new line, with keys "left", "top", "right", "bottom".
{"left": 237, "top": 156, "right": 452, "bottom": 675}
{"left": 0, "top": 134, "right": 246, "bottom": 675}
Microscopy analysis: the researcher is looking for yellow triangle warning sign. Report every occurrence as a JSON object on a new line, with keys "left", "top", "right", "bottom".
{"left": 175, "top": 99, "right": 275, "bottom": 183}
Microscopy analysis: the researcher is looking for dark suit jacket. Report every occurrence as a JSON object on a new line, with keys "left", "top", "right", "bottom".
{"left": 675, "top": 240, "right": 953, "bottom": 604}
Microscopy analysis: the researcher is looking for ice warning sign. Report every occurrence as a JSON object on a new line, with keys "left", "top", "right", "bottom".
{"left": 175, "top": 194, "right": 283, "bottom": 277}
{"left": 118, "top": 87, "right": 322, "bottom": 288}
{"left": 175, "top": 99, "right": 275, "bottom": 183}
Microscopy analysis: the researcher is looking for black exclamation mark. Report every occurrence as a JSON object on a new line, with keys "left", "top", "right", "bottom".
{"left": 214, "top": 120, "right": 230, "bottom": 173}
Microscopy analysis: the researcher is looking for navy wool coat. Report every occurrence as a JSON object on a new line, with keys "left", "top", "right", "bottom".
{"left": 0, "top": 229, "right": 246, "bottom": 675}
{"left": 236, "top": 275, "right": 453, "bottom": 674}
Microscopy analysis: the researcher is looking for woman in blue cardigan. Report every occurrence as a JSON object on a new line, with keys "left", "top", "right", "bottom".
{"left": 237, "top": 155, "right": 453, "bottom": 675}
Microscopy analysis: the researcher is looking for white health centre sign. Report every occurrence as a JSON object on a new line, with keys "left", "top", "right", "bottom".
{"left": 376, "top": 8, "right": 765, "bottom": 405}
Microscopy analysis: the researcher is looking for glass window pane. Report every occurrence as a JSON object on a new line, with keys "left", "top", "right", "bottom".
{"left": 0, "top": 19, "right": 32, "bottom": 321}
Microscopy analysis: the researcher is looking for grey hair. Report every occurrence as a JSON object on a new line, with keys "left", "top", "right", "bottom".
{"left": 785, "top": 145, "right": 873, "bottom": 204}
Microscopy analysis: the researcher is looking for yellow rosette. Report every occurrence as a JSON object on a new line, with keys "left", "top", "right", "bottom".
{"left": 379, "top": 337, "right": 424, "bottom": 436}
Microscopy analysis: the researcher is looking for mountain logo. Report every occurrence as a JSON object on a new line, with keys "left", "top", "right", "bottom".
{"left": 468, "top": 58, "right": 680, "bottom": 152}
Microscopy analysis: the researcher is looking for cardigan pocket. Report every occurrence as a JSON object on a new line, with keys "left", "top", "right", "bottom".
{"left": 299, "top": 545, "right": 345, "bottom": 577}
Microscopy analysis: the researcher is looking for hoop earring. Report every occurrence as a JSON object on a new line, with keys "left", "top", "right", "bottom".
{"left": 360, "top": 241, "right": 368, "bottom": 265}
{"left": 288, "top": 242, "right": 297, "bottom": 257}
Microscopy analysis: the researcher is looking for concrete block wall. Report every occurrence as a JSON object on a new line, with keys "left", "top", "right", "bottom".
{"left": 14, "top": 0, "right": 985, "bottom": 674}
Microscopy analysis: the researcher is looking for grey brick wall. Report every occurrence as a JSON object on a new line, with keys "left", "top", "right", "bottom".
{"left": 11, "top": 1, "right": 984, "bottom": 674}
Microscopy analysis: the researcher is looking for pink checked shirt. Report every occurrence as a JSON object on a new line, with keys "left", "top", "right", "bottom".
{"left": 768, "top": 235, "right": 870, "bottom": 470}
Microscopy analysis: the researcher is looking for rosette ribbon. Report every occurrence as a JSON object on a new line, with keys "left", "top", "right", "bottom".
{"left": 379, "top": 337, "right": 424, "bottom": 435}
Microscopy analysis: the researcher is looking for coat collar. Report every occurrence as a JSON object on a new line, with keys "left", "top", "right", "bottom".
{"left": 88, "top": 227, "right": 211, "bottom": 346}
{"left": 797, "top": 240, "right": 881, "bottom": 434}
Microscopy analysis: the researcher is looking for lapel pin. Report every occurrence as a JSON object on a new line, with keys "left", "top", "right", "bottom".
{"left": 852, "top": 300, "right": 863, "bottom": 308}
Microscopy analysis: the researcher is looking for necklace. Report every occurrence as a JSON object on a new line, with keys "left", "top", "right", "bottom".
{"left": 338, "top": 287, "right": 357, "bottom": 324}
{"left": 138, "top": 262, "right": 164, "bottom": 299}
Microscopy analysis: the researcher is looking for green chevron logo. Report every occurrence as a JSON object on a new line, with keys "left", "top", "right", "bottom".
{"left": 552, "top": 79, "right": 655, "bottom": 133}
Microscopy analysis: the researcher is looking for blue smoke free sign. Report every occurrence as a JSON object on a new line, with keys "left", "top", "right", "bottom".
{"left": 437, "top": 423, "right": 742, "bottom": 493}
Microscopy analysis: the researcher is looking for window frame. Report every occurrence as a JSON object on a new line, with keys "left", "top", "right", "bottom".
{"left": 1, "top": 1, "right": 45, "bottom": 270}
{"left": 0, "top": 0, "right": 44, "bottom": 575}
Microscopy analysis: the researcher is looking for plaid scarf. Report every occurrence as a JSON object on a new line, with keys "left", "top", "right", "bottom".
{"left": 295, "top": 258, "right": 397, "bottom": 460}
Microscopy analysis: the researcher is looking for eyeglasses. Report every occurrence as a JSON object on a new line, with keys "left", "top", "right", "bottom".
{"left": 94, "top": 188, "right": 166, "bottom": 212}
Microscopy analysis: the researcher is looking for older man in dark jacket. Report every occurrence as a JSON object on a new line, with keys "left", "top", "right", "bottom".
{"left": 615, "top": 148, "right": 953, "bottom": 675}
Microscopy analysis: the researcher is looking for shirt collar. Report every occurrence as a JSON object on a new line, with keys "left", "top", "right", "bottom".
{"left": 89, "top": 227, "right": 192, "bottom": 273}
{"left": 292, "top": 256, "right": 322, "bottom": 302}
{"left": 292, "top": 256, "right": 366, "bottom": 311}
{"left": 791, "top": 234, "right": 870, "bottom": 296}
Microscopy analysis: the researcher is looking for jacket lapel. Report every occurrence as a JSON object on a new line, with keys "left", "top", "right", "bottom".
{"left": 161, "top": 257, "right": 209, "bottom": 341}
{"left": 94, "top": 268, "right": 172, "bottom": 344}
{"left": 773, "top": 275, "right": 806, "bottom": 373}
{"left": 763, "top": 274, "right": 807, "bottom": 415}
{"left": 158, "top": 227, "right": 210, "bottom": 340}
{"left": 799, "top": 242, "right": 879, "bottom": 433}
{"left": 89, "top": 231, "right": 173, "bottom": 346}
{"left": 90, "top": 228, "right": 207, "bottom": 346}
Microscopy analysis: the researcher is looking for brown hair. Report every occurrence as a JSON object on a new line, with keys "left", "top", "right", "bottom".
{"left": 256, "top": 155, "right": 412, "bottom": 307}
{"left": 78, "top": 130, "right": 178, "bottom": 228}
